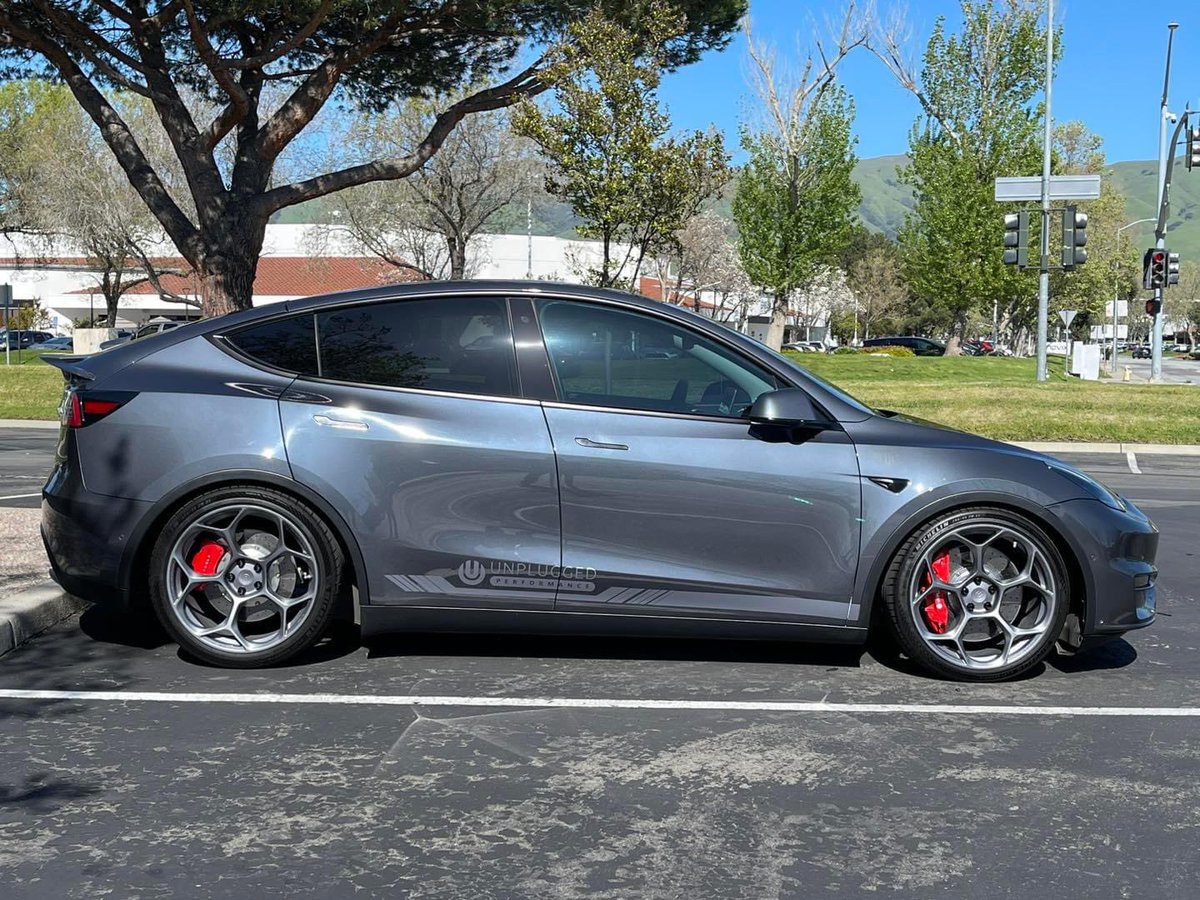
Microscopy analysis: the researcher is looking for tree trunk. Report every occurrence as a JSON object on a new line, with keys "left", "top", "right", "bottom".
{"left": 105, "top": 291, "right": 120, "bottom": 328}
{"left": 196, "top": 218, "right": 268, "bottom": 315}
{"left": 766, "top": 294, "right": 788, "bottom": 350}
{"left": 447, "top": 234, "right": 466, "bottom": 280}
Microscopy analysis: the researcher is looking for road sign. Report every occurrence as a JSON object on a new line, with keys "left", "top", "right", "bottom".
{"left": 1058, "top": 309, "right": 1077, "bottom": 328}
{"left": 1105, "top": 300, "right": 1129, "bottom": 317}
{"left": 994, "top": 175, "right": 1102, "bottom": 202}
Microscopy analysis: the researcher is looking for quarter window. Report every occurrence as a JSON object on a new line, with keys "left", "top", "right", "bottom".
{"left": 227, "top": 314, "right": 318, "bottom": 374}
{"left": 536, "top": 300, "right": 779, "bottom": 417}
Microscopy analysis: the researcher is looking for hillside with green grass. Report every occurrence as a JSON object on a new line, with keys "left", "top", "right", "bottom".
{"left": 274, "top": 154, "right": 1200, "bottom": 254}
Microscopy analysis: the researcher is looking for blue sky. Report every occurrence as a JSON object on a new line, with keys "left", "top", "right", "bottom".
{"left": 658, "top": 0, "right": 1200, "bottom": 164}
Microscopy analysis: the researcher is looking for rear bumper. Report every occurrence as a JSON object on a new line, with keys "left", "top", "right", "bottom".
{"left": 1050, "top": 497, "right": 1158, "bottom": 638}
{"left": 41, "top": 487, "right": 151, "bottom": 611}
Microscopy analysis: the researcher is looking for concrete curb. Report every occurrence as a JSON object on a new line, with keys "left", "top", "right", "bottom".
{"left": 0, "top": 418, "right": 59, "bottom": 430}
{"left": 1013, "top": 441, "right": 1200, "bottom": 456}
{"left": 0, "top": 583, "right": 88, "bottom": 658}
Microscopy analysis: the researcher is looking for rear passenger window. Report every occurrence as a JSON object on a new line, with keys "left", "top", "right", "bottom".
{"left": 316, "top": 297, "right": 518, "bottom": 397}
{"left": 228, "top": 314, "right": 318, "bottom": 374}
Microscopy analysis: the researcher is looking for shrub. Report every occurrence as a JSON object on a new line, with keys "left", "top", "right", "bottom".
{"left": 833, "top": 346, "right": 858, "bottom": 355}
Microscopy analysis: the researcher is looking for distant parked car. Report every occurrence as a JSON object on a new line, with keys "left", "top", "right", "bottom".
{"left": 0, "top": 329, "right": 52, "bottom": 349}
{"left": 1132, "top": 345, "right": 1152, "bottom": 359}
{"left": 99, "top": 321, "right": 183, "bottom": 350}
{"left": 1171, "top": 343, "right": 1191, "bottom": 353}
{"left": 38, "top": 336, "right": 74, "bottom": 352}
{"left": 863, "top": 336, "right": 946, "bottom": 357}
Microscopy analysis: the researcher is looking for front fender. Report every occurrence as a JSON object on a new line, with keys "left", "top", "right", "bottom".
{"left": 848, "top": 479, "right": 1095, "bottom": 628}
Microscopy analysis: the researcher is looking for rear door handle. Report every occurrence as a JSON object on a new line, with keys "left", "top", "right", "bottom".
{"left": 575, "top": 437, "right": 628, "bottom": 451}
{"left": 313, "top": 414, "right": 368, "bottom": 431}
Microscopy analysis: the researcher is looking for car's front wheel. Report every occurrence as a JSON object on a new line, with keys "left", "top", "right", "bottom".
{"left": 149, "top": 486, "right": 344, "bottom": 668}
{"left": 882, "top": 507, "right": 1070, "bottom": 682}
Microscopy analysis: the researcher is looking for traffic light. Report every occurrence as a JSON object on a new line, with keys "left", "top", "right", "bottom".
{"left": 1146, "top": 297, "right": 1163, "bottom": 317}
{"left": 1003, "top": 211, "right": 1028, "bottom": 268}
{"left": 1187, "top": 126, "right": 1200, "bottom": 171}
{"left": 1061, "top": 205, "right": 1088, "bottom": 269}
{"left": 1144, "top": 249, "right": 1167, "bottom": 289}
{"left": 1168, "top": 251, "right": 1181, "bottom": 286}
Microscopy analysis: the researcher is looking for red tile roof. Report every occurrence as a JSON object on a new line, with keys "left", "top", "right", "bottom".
{"left": 638, "top": 276, "right": 716, "bottom": 311}
{"left": 42, "top": 256, "right": 421, "bottom": 297}
{"left": 122, "top": 256, "right": 420, "bottom": 296}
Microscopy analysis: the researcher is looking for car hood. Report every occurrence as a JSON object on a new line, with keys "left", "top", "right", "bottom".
{"left": 861, "top": 409, "right": 1062, "bottom": 466}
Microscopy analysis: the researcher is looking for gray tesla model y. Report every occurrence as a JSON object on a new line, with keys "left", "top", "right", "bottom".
{"left": 40, "top": 282, "right": 1158, "bottom": 680}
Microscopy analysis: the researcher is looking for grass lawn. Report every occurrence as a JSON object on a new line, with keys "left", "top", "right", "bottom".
{"left": 2, "top": 351, "right": 1196, "bottom": 444}
{"left": 0, "top": 364, "right": 62, "bottom": 419}
{"left": 787, "top": 353, "right": 1199, "bottom": 444}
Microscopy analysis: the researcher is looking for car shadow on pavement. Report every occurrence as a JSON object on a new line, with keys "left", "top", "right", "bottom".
{"left": 366, "top": 630, "right": 869, "bottom": 669}
{"left": 1048, "top": 638, "right": 1138, "bottom": 674}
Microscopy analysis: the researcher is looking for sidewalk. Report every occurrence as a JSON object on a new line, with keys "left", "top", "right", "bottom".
{"left": 0, "top": 507, "right": 86, "bottom": 657}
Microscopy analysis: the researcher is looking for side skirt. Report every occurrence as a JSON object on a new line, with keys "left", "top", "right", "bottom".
{"left": 360, "top": 605, "right": 869, "bottom": 645}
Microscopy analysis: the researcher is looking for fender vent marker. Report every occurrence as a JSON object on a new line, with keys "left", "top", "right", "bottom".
{"left": 867, "top": 476, "right": 909, "bottom": 493}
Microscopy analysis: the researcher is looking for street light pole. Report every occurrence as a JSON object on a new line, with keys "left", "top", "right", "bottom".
{"left": 1035, "top": 0, "right": 1054, "bottom": 383}
{"left": 1151, "top": 22, "right": 1179, "bottom": 383}
{"left": 1112, "top": 218, "right": 1155, "bottom": 373}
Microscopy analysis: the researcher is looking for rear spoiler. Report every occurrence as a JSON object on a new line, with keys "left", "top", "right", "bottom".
{"left": 41, "top": 355, "right": 96, "bottom": 382}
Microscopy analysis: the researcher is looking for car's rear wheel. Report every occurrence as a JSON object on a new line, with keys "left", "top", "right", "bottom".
{"left": 882, "top": 507, "right": 1070, "bottom": 682}
{"left": 149, "top": 486, "right": 344, "bottom": 668}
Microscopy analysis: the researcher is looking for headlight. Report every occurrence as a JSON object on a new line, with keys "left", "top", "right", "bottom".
{"left": 1047, "top": 462, "right": 1126, "bottom": 511}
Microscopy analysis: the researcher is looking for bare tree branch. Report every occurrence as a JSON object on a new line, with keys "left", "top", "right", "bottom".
{"left": 256, "top": 62, "right": 547, "bottom": 214}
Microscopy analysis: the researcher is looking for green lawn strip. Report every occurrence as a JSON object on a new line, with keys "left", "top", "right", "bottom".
{"left": 0, "top": 366, "right": 62, "bottom": 419}
{"left": 786, "top": 353, "right": 1198, "bottom": 443}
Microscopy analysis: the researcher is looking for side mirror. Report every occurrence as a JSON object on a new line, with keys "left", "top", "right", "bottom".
{"left": 748, "top": 388, "right": 824, "bottom": 426}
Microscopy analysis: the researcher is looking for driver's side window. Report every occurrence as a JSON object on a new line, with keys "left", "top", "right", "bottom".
{"left": 536, "top": 300, "right": 778, "bottom": 418}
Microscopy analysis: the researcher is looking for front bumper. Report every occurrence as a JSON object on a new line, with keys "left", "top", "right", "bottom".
{"left": 1050, "top": 497, "right": 1158, "bottom": 639}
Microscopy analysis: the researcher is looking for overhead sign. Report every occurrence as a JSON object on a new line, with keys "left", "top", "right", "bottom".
{"left": 994, "top": 175, "right": 1102, "bottom": 202}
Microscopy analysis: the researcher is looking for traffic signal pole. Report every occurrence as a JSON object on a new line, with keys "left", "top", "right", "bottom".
{"left": 1151, "top": 23, "right": 1178, "bottom": 383}
{"left": 1035, "top": 0, "right": 1054, "bottom": 383}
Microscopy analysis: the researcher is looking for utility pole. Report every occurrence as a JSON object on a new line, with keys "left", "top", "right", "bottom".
{"left": 525, "top": 172, "right": 534, "bottom": 280}
{"left": 1035, "top": 0, "right": 1054, "bottom": 383}
{"left": 1151, "top": 22, "right": 1179, "bottom": 383}
{"left": 1, "top": 284, "right": 10, "bottom": 367}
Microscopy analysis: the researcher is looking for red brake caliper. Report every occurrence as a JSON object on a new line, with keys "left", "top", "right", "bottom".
{"left": 191, "top": 541, "right": 227, "bottom": 578}
{"left": 921, "top": 551, "right": 953, "bottom": 634}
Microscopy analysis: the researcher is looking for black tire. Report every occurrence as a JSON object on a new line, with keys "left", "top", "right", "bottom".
{"left": 881, "top": 506, "right": 1071, "bottom": 682}
{"left": 149, "top": 485, "right": 345, "bottom": 668}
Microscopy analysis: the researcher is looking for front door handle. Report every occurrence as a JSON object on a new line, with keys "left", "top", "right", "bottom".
{"left": 313, "top": 414, "right": 368, "bottom": 431}
{"left": 575, "top": 437, "right": 628, "bottom": 451}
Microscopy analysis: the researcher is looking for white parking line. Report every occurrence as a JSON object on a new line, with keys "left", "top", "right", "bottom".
{"left": 0, "top": 492, "right": 40, "bottom": 501}
{"left": 2, "top": 688, "right": 1200, "bottom": 717}
{"left": 1127, "top": 451, "right": 1142, "bottom": 474}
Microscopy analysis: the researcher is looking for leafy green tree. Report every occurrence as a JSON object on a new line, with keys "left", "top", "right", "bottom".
{"left": 0, "top": 80, "right": 187, "bottom": 324}
{"left": 0, "top": 0, "right": 742, "bottom": 314}
{"left": 513, "top": 4, "right": 729, "bottom": 288}
{"left": 873, "top": 0, "right": 1052, "bottom": 353}
{"left": 1047, "top": 121, "right": 1140, "bottom": 342}
{"left": 733, "top": 13, "right": 864, "bottom": 350}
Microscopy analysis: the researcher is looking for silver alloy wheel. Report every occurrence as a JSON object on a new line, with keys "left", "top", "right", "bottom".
{"left": 908, "top": 519, "right": 1058, "bottom": 672}
{"left": 165, "top": 502, "right": 320, "bottom": 655}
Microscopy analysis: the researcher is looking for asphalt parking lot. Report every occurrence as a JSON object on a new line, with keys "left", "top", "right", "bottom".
{"left": 2, "top": 428, "right": 1199, "bottom": 898}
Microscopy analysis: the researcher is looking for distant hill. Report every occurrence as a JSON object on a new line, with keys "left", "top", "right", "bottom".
{"left": 276, "top": 153, "right": 1200, "bottom": 258}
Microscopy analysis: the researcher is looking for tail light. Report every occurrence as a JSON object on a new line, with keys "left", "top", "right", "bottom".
{"left": 62, "top": 391, "right": 137, "bottom": 428}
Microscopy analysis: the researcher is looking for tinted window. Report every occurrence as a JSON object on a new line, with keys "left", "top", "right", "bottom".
{"left": 316, "top": 296, "right": 518, "bottom": 397}
{"left": 537, "top": 300, "right": 778, "bottom": 417}
{"left": 228, "top": 315, "right": 318, "bottom": 374}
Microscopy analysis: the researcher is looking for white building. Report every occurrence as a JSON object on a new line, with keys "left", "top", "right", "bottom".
{"left": 0, "top": 225, "right": 837, "bottom": 340}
